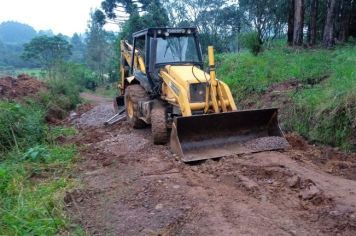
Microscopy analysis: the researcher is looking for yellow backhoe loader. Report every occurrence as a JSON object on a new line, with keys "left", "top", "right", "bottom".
{"left": 115, "top": 27, "right": 288, "bottom": 162}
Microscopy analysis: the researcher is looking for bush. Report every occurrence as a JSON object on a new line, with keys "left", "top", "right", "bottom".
{"left": 53, "top": 62, "right": 99, "bottom": 91}
{"left": 46, "top": 78, "right": 81, "bottom": 110}
{"left": 0, "top": 101, "right": 46, "bottom": 154}
{"left": 240, "top": 32, "right": 263, "bottom": 56}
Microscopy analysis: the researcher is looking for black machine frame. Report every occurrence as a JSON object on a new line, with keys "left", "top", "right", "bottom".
{"left": 130, "top": 27, "right": 204, "bottom": 81}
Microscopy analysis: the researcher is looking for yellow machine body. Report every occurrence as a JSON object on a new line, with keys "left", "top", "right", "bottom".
{"left": 118, "top": 28, "right": 288, "bottom": 162}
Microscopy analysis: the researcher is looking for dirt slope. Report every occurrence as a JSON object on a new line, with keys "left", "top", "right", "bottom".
{"left": 66, "top": 97, "right": 356, "bottom": 236}
{"left": 0, "top": 74, "right": 46, "bottom": 100}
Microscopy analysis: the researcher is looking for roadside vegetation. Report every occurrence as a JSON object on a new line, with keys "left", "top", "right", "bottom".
{"left": 0, "top": 70, "right": 85, "bottom": 234}
{"left": 217, "top": 42, "right": 356, "bottom": 151}
{"left": 0, "top": 101, "right": 83, "bottom": 235}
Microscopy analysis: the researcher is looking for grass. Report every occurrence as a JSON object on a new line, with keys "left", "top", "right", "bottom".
{"left": 0, "top": 99, "right": 84, "bottom": 235}
{"left": 0, "top": 145, "right": 79, "bottom": 235}
{"left": 86, "top": 83, "right": 118, "bottom": 98}
{"left": 0, "top": 62, "right": 93, "bottom": 235}
{"left": 216, "top": 43, "right": 356, "bottom": 151}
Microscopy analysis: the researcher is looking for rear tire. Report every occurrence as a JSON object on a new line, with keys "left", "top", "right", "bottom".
{"left": 125, "top": 85, "right": 149, "bottom": 129}
{"left": 151, "top": 102, "right": 169, "bottom": 144}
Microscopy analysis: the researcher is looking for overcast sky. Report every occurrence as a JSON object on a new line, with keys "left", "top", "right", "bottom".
{"left": 0, "top": 0, "right": 119, "bottom": 36}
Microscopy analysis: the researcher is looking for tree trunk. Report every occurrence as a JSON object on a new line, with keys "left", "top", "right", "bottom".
{"left": 350, "top": 0, "right": 356, "bottom": 37}
{"left": 338, "top": 0, "right": 352, "bottom": 42}
{"left": 288, "top": 0, "right": 295, "bottom": 45}
{"left": 323, "top": 0, "right": 337, "bottom": 48}
{"left": 293, "top": 0, "right": 304, "bottom": 46}
{"left": 308, "top": 0, "right": 318, "bottom": 45}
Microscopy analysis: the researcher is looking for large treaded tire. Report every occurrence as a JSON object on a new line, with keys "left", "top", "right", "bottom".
{"left": 125, "top": 85, "right": 149, "bottom": 129}
{"left": 151, "top": 102, "right": 169, "bottom": 145}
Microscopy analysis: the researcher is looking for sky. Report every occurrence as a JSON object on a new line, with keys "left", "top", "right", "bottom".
{"left": 0, "top": 0, "right": 119, "bottom": 36}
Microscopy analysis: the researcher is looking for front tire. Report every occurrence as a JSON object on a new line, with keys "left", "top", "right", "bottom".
{"left": 124, "top": 85, "right": 149, "bottom": 129}
{"left": 151, "top": 102, "right": 169, "bottom": 144}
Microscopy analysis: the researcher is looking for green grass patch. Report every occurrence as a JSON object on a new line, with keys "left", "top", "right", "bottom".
{"left": 0, "top": 101, "right": 46, "bottom": 154}
{"left": 49, "top": 127, "right": 78, "bottom": 140}
{"left": 86, "top": 83, "right": 118, "bottom": 98}
{"left": 216, "top": 43, "right": 356, "bottom": 151}
{"left": 0, "top": 145, "right": 79, "bottom": 235}
{"left": 0, "top": 99, "right": 84, "bottom": 235}
{"left": 216, "top": 45, "right": 333, "bottom": 100}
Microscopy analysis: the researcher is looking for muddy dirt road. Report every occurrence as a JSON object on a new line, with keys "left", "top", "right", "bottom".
{"left": 66, "top": 97, "right": 356, "bottom": 236}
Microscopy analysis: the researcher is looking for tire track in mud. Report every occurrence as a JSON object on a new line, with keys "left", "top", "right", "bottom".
{"left": 65, "top": 100, "right": 356, "bottom": 236}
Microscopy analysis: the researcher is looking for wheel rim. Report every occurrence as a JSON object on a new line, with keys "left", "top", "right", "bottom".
{"left": 127, "top": 99, "right": 134, "bottom": 118}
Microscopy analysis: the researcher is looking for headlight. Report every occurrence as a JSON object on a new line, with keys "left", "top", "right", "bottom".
{"left": 190, "top": 83, "right": 207, "bottom": 103}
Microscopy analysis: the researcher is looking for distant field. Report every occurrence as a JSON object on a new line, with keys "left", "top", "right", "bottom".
{"left": 0, "top": 68, "right": 45, "bottom": 78}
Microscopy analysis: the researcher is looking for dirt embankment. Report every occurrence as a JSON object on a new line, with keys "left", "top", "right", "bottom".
{"left": 64, "top": 97, "right": 356, "bottom": 236}
{"left": 0, "top": 74, "right": 47, "bottom": 100}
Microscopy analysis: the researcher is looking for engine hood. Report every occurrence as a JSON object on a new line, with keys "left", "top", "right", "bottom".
{"left": 163, "top": 65, "right": 210, "bottom": 85}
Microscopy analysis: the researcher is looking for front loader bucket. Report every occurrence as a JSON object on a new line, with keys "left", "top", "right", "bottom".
{"left": 170, "top": 108, "right": 289, "bottom": 162}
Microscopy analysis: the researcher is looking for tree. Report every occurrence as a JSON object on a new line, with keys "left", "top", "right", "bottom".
{"left": 240, "top": 0, "right": 289, "bottom": 44}
{"left": 337, "top": 0, "right": 352, "bottom": 42}
{"left": 323, "top": 0, "right": 337, "bottom": 48}
{"left": 293, "top": 0, "right": 304, "bottom": 46}
{"left": 308, "top": 0, "right": 318, "bottom": 45}
{"left": 101, "top": 0, "right": 168, "bottom": 25}
{"left": 70, "top": 33, "right": 86, "bottom": 63}
{"left": 22, "top": 35, "right": 72, "bottom": 76}
{"left": 164, "top": 0, "right": 243, "bottom": 52}
{"left": 101, "top": 0, "right": 168, "bottom": 41}
{"left": 288, "top": 0, "right": 295, "bottom": 45}
{"left": 85, "top": 10, "right": 113, "bottom": 83}
{"left": 350, "top": 0, "right": 356, "bottom": 37}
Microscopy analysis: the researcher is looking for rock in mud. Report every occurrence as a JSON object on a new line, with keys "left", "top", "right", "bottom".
{"left": 155, "top": 203, "right": 164, "bottom": 210}
{"left": 287, "top": 175, "right": 301, "bottom": 188}
{"left": 300, "top": 185, "right": 321, "bottom": 200}
{"left": 238, "top": 174, "right": 259, "bottom": 191}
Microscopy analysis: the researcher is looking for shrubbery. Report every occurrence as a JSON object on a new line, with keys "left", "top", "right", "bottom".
{"left": 0, "top": 99, "right": 80, "bottom": 234}
{"left": 240, "top": 32, "right": 263, "bottom": 56}
{"left": 0, "top": 101, "right": 46, "bottom": 154}
{"left": 0, "top": 69, "right": 84, "bottom": 234}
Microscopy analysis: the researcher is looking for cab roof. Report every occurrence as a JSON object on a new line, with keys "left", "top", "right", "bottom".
{"left": 132, "top": 27, "right": 198, "bottom": 39}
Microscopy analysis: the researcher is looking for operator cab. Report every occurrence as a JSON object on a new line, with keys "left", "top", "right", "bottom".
{"left": 131, "top": 27, "right": 204, "bottom": 75}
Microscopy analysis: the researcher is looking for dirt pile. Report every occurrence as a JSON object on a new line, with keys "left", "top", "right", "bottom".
{"left": 0, "top": 74, "right": 46, "bottom": 100}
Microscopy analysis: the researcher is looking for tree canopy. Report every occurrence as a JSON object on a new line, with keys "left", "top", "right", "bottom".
{"left": 22, "top": 35, "right": 72, "bottom": 74}
{"left": 97, "top": 0, "right": 356, "bottom": 51}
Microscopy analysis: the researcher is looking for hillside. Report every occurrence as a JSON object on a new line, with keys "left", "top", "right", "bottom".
{"left": 217, "top": 43, "right": 356, "bottom": 151}
{"left": 0, "top": 21, "right": 37, "bottom": 44}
